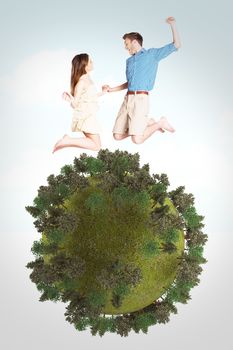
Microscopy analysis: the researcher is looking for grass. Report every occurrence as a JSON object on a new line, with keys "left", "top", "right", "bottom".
{"left": 42, "top": 179, "right": 185, "bottom": 315}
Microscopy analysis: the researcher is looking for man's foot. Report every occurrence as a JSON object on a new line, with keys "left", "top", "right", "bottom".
{"left": 159, "top": 116, "right": 175, "bottom": 133}
{"left": 148, "top": 118, "right": 165, "bottom": 133}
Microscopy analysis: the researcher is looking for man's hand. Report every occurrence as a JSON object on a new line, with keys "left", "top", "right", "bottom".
{"left": 102, "top": 83, "right": 128, "bottom": 93}
{"left": 166, "top": 17, "right": 176, "bottom": 25}
{"left": 166, "top": 16, "right": 181, "bottom": 49}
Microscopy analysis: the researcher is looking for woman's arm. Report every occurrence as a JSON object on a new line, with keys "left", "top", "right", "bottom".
{"left": 62, "top": 80, "right": 86, "bottom": 108}
{"left": 70, "top": 80, "right": 85, "bottom": 108}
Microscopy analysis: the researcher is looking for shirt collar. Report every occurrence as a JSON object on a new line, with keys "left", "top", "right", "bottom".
{"left": 134, "top": 48, "right": 146, "bottom": 56}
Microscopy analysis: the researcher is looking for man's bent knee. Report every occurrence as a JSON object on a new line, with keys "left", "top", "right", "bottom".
{"left": 113, "top": 133, "right": 125, "bottom": 140}
{"left": 131, "top": 135, "right": 144, "bottom": 144}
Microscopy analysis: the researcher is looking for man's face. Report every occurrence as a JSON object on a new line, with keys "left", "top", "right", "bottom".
{"left": 124, "top": 38, "right": 137, "bottom": 55}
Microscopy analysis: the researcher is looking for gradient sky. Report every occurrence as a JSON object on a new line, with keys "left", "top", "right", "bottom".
{"left": 0, "top": 1, "right": 232, "bottom": 349}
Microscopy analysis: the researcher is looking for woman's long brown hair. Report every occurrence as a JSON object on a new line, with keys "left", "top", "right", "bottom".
{"left": 70, "top": 53, "right": 89, "bottom": 96}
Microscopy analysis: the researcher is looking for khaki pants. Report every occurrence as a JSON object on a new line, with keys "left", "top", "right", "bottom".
{"left": 112, "top": 94, "right": 150, "bottom": 136}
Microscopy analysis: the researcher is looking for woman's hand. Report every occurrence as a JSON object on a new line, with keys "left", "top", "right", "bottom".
{"left": 62, "top": 91, "right": 73, "bottom": 102}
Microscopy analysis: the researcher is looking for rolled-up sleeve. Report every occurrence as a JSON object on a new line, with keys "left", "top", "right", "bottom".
{"left": 150, "top": 43, "right": 178, "bottom": 61}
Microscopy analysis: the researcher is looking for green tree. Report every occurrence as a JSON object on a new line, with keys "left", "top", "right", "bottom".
{"left": 188, "top": 246, "right": 207, "bottom": 264}
{"left": 90, "top": 316, "right": 117, "bottom": 336}
{"left": 132, "top": 312, "right": 157, "bottom": 334}
{"left": 115, "top": 316, "right": 133, "bottom": 337}
{"left": 26, "top": 254, "right": 85, "bottom": 288}
{"left": 65, "top": 295, "right": 88, "bottom": 325}
{"left": 150, "top": 205, "right": 170, "bottom": 221}
{"left": 111, "top": 282, "right": 130, "bottom": 308}
{"left": 74, "top": 317, "right": 90, "bottom": 331}
{"left": 152, "top": 173, "right": 170, "bottom": 187}
{"left": 154, "top": 301, "right": 177, "bottom": 324}
{"left": 97, "top": 260, "right": 142, "bottom": 308}
{"left": 150, "top": 182, "right": 167, "bottom": 205}
{"left": 183, "top": 206, "right": 204, "bottom": 230}
{"left": 161, "top": 242, "right": 177, "bottom": 254}
{"left": 97, "top": 260, "right": 142, "bottom": 290}
{"left": 37, "top": 282, "right": 61, "bottom": 302}
{"left": 165, "top": 283, "right": 191, "bottom": 304}
{"left": 124, "top": 167, "right": 154, "bottom": 191}
{"left": 142, "top": 240, "right": 160, "bottom": 258}
{"left": 163, "top": 228, "right": 180, "bottom": 243}
{"left": 31, "top": 240, "right": 58, "bottom": 257}
{"left": 73, "top": 153, "right": 89, "bottom": 173}
{"left": 84, "top": 156, "right": 105, "bottom": 176}
{"left": 151, "top": 211, "right": 183, "bottom": 234}
{"left": 186, "top": 229, "right": 208, "bottom": 248}
{"left": 176, "top": 256, "right": 203, "bottom": 286}
{"left": 169, "top": 186, "right": 194, "bottom": 213}
{"left": 86, "top": 290, "right": 107, "bottom": 310}
{"left": 85, "top": 192, "right": 107, "bottom": 214}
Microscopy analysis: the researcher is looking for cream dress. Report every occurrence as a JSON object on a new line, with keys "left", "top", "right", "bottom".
{"left": 71, "top": 83, "right": 102, "bottom": 134}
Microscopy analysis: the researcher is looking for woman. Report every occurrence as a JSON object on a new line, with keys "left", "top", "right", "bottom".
{"left": 53, "top": 53, "right": 107, "bottom": 153}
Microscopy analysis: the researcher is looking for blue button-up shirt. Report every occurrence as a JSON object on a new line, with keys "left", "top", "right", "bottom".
{"left": 126, "top": 42, "right": 178, "bottom": 91}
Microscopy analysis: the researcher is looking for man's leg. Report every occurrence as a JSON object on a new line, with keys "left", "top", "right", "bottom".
{"left": 131, "top": 117, "right": 175, "bottom": 144}
{"left": 112, "top": 96, "right": 129, "bottom": 141}
{"left": 148, "top": 118, "right": 164, "bottom": 132}
{"left": 131, "top": 122, "right": 161, "bottom": 144}
{"left": 113, "top": 118, "right": 162, "bottom": 142}
{"left": 130, "top": 94, "right": 161, "bottom": 144}
{"left": 113, "top": 132, "right": 129, "bottom": 141}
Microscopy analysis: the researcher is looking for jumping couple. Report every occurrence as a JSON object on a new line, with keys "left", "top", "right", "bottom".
{"left": 53, "top": 16, "right": 181, "bottom": 153}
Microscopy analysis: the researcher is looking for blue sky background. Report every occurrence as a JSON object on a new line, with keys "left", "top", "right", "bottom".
{"left": 0, "top": 1, "right": 232, "bottom": 349}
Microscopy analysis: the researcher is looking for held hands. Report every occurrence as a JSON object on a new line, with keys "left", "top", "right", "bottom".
{"left": 97, "top": 85, "right": 110, "bottom": 97}
{"left": 166, "top": 16, "right": 176, "bottom": 25}
{"left": 102, "top": 85, "right": 111, "bottom": 93}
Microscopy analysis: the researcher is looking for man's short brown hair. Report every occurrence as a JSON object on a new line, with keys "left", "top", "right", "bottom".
{"left": 122, "top": 32, "right": 143, "bottom": 46}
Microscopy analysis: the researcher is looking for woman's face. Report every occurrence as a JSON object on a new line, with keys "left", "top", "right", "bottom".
{"left": 85, "top": 57, "right": 94, "bottom": 72}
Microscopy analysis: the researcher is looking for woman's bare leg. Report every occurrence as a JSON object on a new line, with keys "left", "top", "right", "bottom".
{"left": 52, "top": 132, "right": 101, "bottom": 153}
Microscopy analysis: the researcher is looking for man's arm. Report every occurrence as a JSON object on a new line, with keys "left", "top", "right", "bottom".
{"left": 166, "top": 17, "right": 181, "bottom": 49}
{"left": 103, "top": 82, "right": 128, "bottom": 93}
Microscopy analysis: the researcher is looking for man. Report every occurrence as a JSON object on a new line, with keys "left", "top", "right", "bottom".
{"left": 104, "top": 17, "right": 181, "bottom": 145}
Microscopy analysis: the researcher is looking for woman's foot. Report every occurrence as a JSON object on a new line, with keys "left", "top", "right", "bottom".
{"left": 159, "top": 116, "right": 175, "bottom": 133}
{"left": 52, "top": 134, "right": 69, "bottom": 153}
